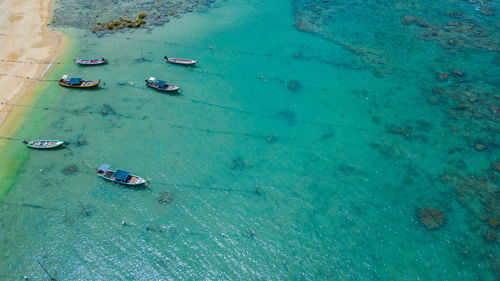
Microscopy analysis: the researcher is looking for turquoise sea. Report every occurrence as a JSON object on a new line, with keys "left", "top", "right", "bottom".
{"left": 1, "top": 0, "right": 500, "bottom": 279}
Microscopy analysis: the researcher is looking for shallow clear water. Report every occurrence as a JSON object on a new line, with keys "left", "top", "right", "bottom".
{"left": 1, "top": 0, "right": 499, "bottom": 280}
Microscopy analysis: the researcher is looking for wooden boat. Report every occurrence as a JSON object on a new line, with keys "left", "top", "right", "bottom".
{"left": 74, "top": 58, "right": 108, "bottom": 65}
{"left": 23, "top": 140, "right": 64, "bottom": 149}
{"left": 164, "top": 56, "right": 198, "bottom": 65}
{"left": 59, "top": 75, "right": 100, "bottom": 88}
{"left": 145, "top": 77, "right": 180, "bottom": 93}
{"left": 96, "top": 164, "right": 147, "bottom": 187}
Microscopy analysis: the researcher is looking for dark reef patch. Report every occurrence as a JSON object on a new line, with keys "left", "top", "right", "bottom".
{"left": 62, "top": 164, "right": 79, "bottom": 175}
{"left": 277, "top": 109, "right": 297, "bottom": 126}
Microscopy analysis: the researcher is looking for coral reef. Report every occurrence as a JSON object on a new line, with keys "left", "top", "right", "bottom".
{"left": 52, "top": 0, "right": 221, "bottom": 34}
{"left": 92, "top": 15, "right": 146, "bottom": 33}
{"left": 230, "top": 157, "right": 246, "bottom": 170}
{"left": 417, "top": 207, "right": 446, "bottom": 230}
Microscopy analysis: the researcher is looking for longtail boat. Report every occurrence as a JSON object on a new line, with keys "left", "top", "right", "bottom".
{"left": 164, "top": 56, "right": 198, "bottom": 65}
{"left": 145, "top": 77, "right": 180, "bottom": 93}
{"left": 96, "top": 164, "right": 147, "bottom": 187}
{"left": 59, "top": 75, "right": 100, "bottom": 88}
{"left": 74, "top": 58, "right": 108, "bottom": 65}
{"left": 23, "top": 140, "right": 65, "bottom": 149}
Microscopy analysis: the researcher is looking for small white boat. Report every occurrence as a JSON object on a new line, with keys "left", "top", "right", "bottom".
{"left": 164, "top": 56, "right": 198, "bottom": 65}
{"left": 23, "top": 140, "right": 64, "bottom": 149}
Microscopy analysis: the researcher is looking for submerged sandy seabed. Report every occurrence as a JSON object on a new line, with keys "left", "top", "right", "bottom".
{"left": 0, "top": 0, "right": 66, "bottom": 130}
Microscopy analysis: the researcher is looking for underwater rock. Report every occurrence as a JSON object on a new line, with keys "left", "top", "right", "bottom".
{"left": 416, "top": 120, "right": 433, "bottom": 131}
{"left": 427, "top": 96, "right": 439, "bottom": 104}
{"left": 322, "top": 131, "right": 335, "bottom": 139}
{"left": 454, "top": 104, "right": 468, "bottom": 111}
{"left": 417, "top": 207, "right": 446, "bottom": 230}
{"left": 475, "top": 143, "right": 486, "bottom": 151}
{"left": 484, "top": 230, "right": 497, "bottom": 242}
{"left": 440, "top": 174, "right": 452, "bottom": 183}
{"left": 437, "top": 72, "right": 449, "bottom": 80}
{"left": 277, "top": 109, "right": 297, "bottom": 126}
{"left": 468, "top": 96, "right": 478, "bottom": 103}
{"left": 446, "top": 11, "right": 462, "bottom": 18}
{"left": 489, "top": 218, "right": 499, "bottom": 228}
{"left": 452, "top": 69, "right": 466, "bottom": 78}
{"left": 157, "top": 191, "right": 173, "bottom": 204}
{"left": 491, "top": 159, "right": 500, "bottom": 172}
{"left": 479, "top": 9, "right": 494, "bottom": 16}
{"left": 287, "top": 80, "right": 302, "bottom": 92}
{"left": 62, "top": 164, "right": 79, "bottom": 175}
{"left": 401, "top": 15, "right": 416, "bottom": 25}
{"left": 76, "top": 139, "right": 88, "bottom": 146}
{"left": 432, "top": 87, "right": 444, "bottom": 94}
{"left": 101, "top": 104, "right": 116, "bottom": 116}
{"left": 447, "top": 21, "right": 461, "bottom": 27}
{"left": 266, "top": 135, "right": 278, "bottom": 143}
{"left": 386, "top": 124, "right": 411, "bottom": 138}
{"left": 230, "top": 157, "right": 246, "bottom": 170}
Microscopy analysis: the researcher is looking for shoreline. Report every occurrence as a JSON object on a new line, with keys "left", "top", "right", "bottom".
{"left": 0, "top": 0, "right": 67, "bottom": 129}
{"left": 0, "top": 0, "right": 69, "bottom": 198}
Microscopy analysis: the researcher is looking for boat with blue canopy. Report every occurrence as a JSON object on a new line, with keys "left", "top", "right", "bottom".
{"left": 145, "top": 77, "right": 180, "bottom": 93}
{"left": 59, "top": 74, "right": 100, "bottom": 88}
{"left": 96, "top": 164, "right": 147, "bottom": 187}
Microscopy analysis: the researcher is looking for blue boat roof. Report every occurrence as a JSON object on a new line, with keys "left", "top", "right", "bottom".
{"left": 98, "top": 164, "right": 110, "bottom": 172}
{"left": 113, "top": 169, "right": 130, "bottom": 181}
{"left": 158, "top": 81, "right": 167, "bottom": 88}
{"left": 69, "top": 78, "right": 82, "bottom": 85}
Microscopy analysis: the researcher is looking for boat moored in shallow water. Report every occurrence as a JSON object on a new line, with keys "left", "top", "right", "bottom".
{"left": 164, "top": 56, "right": 198, "bottom": 65}
{"left": 96, "top": 164, "right": 147, "bottom": 187}
{"left": 59, "top": 75, "right": 100, "bottom": 88}
{"left": 23, "top": 140, "right": 65, "bottom": 149}
{"left": 145, "top": 77, "right": 180, "bottom": 93}
{"left": 74, "top": 58, "right": 108, "bottom": 65}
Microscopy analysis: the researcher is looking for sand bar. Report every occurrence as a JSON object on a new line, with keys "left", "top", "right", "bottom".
{"left": 0, "top": 0, "right": 65, "bottom": 128}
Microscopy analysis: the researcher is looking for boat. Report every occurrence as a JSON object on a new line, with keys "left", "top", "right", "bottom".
{"left": 74, "top": 58, "right": 108, "bottom": 65}
{"left": 164, "top": 56, "right": 198, "bottom": 65}
{"left": 96, "top": 164, "right": 147, "bottom": 187}
{"left": 58, "top": 75, "right": 100, "bottom": 88}
{"left": 145, "top": 77, "right": 180, "bottom": 93}
{"left": 23, "top": 140, "right": 65, "bottom": 149}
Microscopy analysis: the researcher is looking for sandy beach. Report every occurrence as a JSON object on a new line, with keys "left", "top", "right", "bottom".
{"left": 0, "top": 0, "right": 65, "bottom": 129}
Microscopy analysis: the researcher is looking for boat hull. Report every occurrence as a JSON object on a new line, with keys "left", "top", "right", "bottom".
{"left": 98, "top": 173, "right": 146, "bottom": 186}
{"left": 165, "top": 57, "right": 198, "bottom": 65}
{"left": 26, "top": 140, "right": 64, "bottom": 149}
{"left": 75, "top": 59, "right": 108, "bottom": 65}
{"left": 145, "top": 81, "right": 180, "bottom": 93}
{"left": 59, "top": 80, "right": 100, "bottom": 88}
